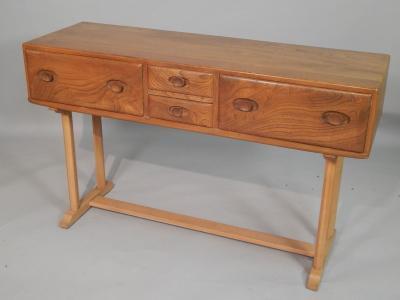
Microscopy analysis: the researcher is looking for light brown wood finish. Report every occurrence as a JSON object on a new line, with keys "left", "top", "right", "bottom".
{"left": 148, "top": 89, "right": 213, "bottom": 104}
{"left": 307, "top": 155, "right": 343, "bottom": 291}
{"left": 148, "top": 66, "right": 214, "bottom": 97}
{"left": 23, "top": 22, "right": 389, "bottom": 158}
{"left": 25, "top": 49, "right": 144, "bottom": 115}
{"left": 22, "top": 22, "right": 390, "bottom": 291}
{"left": 148, "top": 95, "right": 213, "bottom": 127}
{"left": 92, "top": 116, "right": 106, "bottom": 189}
{"left": 89, "top": 196, "right": 315, "bottom": 257}
{"left": 59, "top": 112, "right": 114, "bottom": 228}
{"left": 328, "top": 157, "right": 344, "bottom": 238}
{"left": 61, "top": 111, "right": 79, "bottom": 211}
{"left": 219, "top": 75, "right": 371, "bottom": 153}
{"left": 59, "top": 181, "right": 114, "bottom": 228}
{"left": 29, "top": 98, "right": 378, "bottom": 159}
{"left": 24, "top": 22, "right": 388, "bottom": 92}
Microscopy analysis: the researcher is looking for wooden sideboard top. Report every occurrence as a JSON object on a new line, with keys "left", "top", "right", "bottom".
{"left": 24, "top": 22, "right": 389, "bottom": 92}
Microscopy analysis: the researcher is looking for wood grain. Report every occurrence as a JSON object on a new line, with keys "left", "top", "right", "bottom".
{"left": 22, "top": 23, "right": 391, "bottom": 292}
{"left": 148, "top": 89, "right": 213, "bottom": 103}
{"left": 219, "top": 75, "right": 371, "bottom": 153}
{"left": 22, "top": 22, "right": 390, "bottom": 158}
{"left": 25, "top": 49, "right": 144, "bottom": 115}
{"left": 24, "top": 22, "right": 389, "bottom": 92}
{"left": 148, "top": 65, "right": 214, "bottom": 97}
{"left": 148, "top": 95, "right": 213, "bottom": 127}
{"left": 28, "top": 97, "right": 379, "bottom": 159}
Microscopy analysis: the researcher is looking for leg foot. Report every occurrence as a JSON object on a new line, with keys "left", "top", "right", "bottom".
{"left": 59, "top": 181, "right": 114, "bottom": 229}
{"left": 307, "top": 267, "right": 322, "bottom": 291}
{"left": 307, "top": 230, "right": 336, "bottom": 291}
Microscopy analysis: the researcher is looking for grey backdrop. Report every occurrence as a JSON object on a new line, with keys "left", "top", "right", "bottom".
{"left": 1, "top": 1, "right": 400, "bottom": 299}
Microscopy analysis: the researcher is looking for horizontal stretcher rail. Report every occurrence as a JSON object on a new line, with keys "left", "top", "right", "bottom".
{"left": 89, "top": 196, "right": 315, "bottom": 257}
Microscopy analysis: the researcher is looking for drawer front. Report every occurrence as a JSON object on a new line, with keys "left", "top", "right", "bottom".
{"left": 148, "top": 95, "right": 213, "bottom": 127}
{"left": 25, "top": 50, "right": 144, "bottom": 115}
{"left": 148, "top": 66, "right": 214, "bottom": 97}
{"left": 219, "top": 75, "right": 372, "bottom": 152}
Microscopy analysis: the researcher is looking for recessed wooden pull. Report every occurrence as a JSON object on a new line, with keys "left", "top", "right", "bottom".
{"left": 168, "top": 105, "right": 187, "bottom": 118}
{"left": 107, "top": 80, "right": 126, "bottom": 93}
{"left": 321, "top": 111, "right": 350, "bottom": 126}
{"left": 38, "top": 70, "right": 55, "bottom": 82}
{"left": 168, "top": 76, "right": 187, "bottom": 88}
{"left": 233, "top": 98, "right": 259, "bottom": 112}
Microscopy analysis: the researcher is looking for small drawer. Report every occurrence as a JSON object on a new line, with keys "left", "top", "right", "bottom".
{"left": 219, "top": 75, "right": 372, "bottom": 153}
{"left": 25, "top": 50, "right": 144, "bottom": 115}
{"left": 148, "top": 95, "right": 213, "bottom": 127}
{"left": 148, "top": 66, "right": 214, "bottom": 97}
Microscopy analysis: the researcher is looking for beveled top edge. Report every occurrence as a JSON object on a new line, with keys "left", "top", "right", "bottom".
{"left": 24, "top": 21, "right": 390, "bottom": 91}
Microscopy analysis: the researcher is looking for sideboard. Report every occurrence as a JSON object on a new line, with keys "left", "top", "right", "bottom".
{"left": 23, "top": 22, "right": 390, "bottom": 290}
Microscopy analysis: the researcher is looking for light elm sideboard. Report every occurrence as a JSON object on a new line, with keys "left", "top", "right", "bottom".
{"left": 23, "top": 22, "right": 390, "bottom": 290}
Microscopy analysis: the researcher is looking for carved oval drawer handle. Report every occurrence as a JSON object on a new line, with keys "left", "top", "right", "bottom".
{"left": 321, "top": 111, "right": 350, "bottom": 126}
{"left": 168, "top": 76, "right": 187, "bottom": 88}
{"left": 168, "top": 106, "right": 187, "bottom": 118}
{"left": 107, "top": 80, "right": 126, "bottom": 93}
{"left": 38, "top": 70, "right": 55, "bottom": 83}
{"left": 233, "top": 98, "right": 259, "bottom": 112}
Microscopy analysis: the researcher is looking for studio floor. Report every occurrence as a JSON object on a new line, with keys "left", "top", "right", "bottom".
{"left": 1, "top": 113, "right": 399, "bottom": 300}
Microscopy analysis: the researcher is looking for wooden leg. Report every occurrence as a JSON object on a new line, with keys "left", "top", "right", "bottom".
{"left": 327, "top": 156, "right": 344, "bottom": 238}
{"left": 61, "top": 111, "right": 79, "bottom": 211}
{"left": 59, "top": 112, "right": 113, "bottom": 229}
{"left": 307, "top": 155, "right": 344, "bottom": 290}
{"left": 92, "top": 116, "right": 106, "bottom": 189}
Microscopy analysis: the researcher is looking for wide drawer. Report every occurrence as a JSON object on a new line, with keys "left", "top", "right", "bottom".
{"left": 148, "top": 66, "right": 214, "bottom": 97}
{"left": 25, "top": 50, "right": 144, "bottom": 115}
{"left": 219, "top": 75, "right": 372, "bottom": 152}
{"left": 148, "top": 95, "right": 213, "bottom": 127}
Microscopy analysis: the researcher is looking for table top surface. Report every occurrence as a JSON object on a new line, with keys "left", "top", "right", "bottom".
{"left": 25, "top": 22, "right": 389, "bottom": 91}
